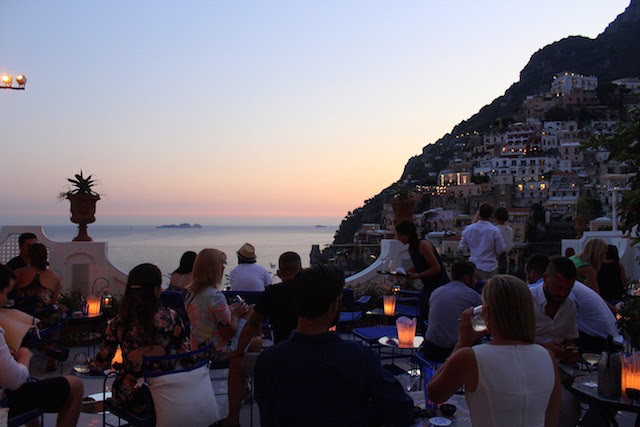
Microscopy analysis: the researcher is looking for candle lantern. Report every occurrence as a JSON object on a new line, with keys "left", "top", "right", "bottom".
{"left": 392, "top": 284, "right": 401, "bottom": 295}
{"left": 111, "top": 346, "right": 123, "bottom": 367}
{"left": 396, "top": 316, "right": 416, "bottom": 348}
{"left": 621, "top": 353, "right": 640, "bottom": 397}
{"left": 86, "top": 295, "right": 101, "bottom": 317}
{"left": 383, "top": 295, "right": 396, "bottom": 316}
{"left": 101, "top": 292, "right": 113, "bottom": 309}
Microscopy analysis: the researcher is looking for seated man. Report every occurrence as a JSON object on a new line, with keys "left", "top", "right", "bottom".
{"left": 224, "top": 251, "right": 302, "bottom": 426}
{"left": 525, "top": 253, "right": 549, "bottom": 288}
{"left": 254, "top": 265, "right": 414, "bottom": 426}
{"left": 570, "top": 281, "right": 622, "bottom": 353}
{"left": 423, "top": 261, "right": 481, "bottom": 363}
{"left": 0, "top": 264, "right": 84, "bottom": 426}
{"left": 229, "top": 243, "right": 272, "bottom": 292}
{"left": 6, "top": 233, "right": 37, "bottom": 271}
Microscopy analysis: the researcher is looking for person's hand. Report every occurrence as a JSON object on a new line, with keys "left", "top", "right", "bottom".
{"left": 230, "top": 302, "right": 249, "bottom": 317}
{"left": 15, "top": 347, "right": 32, "bottom": 364}
{"left": 457, "top": 308, "right": 487, "bottom": 348}
{"left": 541, "top": 342, "right": 564, "bottom": 358}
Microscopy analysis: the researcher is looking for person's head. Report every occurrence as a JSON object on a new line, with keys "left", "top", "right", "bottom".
{"left": 191, "top": 248, "right": 227, "bottom": 294}
{"left": 605, "top": 244, "right": 620, "bottom": 263}
{"left": 293, "top": 265, "right": 344, "bottom": 324}
{"left": 277, "top": 252, "right": 302, "bottom": 281}
{"left": 119, "top": 263, "right": 163, "bottom": 344}
{"left": 493, "top": 207, "right": 509, "bottom": 224}
{"left": 237, "top": 242, "right": 257, "bottom": 264}
{"left": 478, "top": 203, "right": 494, "bottom": 220}
{"left": 451, "top": 261, "right": 476, "bottom": 287}
{"left": 525, "top": 253, "right": 549, "bottom": 284}
{"left": 395, "top": 221, "right": 418, "bottom": 246}
{"left": 0, "top": 264, "right": 17, "bottom": 308}
{"left": 578, "top": 238, "right": 608, "bottom": 272}
{"left": 28, "top": 243, "right": 49, "bottom": 270}
{"left": 18, "top": 233, "right": 37, "bottom": 257}
{"left": 482, "top": 275, "right": 535, "bottom": 343}
{"left": 174, "top": 251, "right": 197, "bottom": 275}
{"left": 543, "top": 256, "right": 577, "bottom": 305}
{"left": 564, "top": 247, "right": 575, "bottom": 258}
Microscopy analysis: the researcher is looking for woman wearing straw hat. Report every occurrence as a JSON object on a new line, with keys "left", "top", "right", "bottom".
{"left": 229, "top": 243, "right": 273, "bottom": 292}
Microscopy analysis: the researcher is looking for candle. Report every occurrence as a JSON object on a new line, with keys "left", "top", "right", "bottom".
{"left": 86, "top": 296, "right": 101, "bottom": 317}
{"left": 383, "top": 295, "right": 396, "bottom": 316}
{"left": 101, "top": 293, "right": 113, "bottom": 309}
{"left": 111, "top": 346, "right": 123, "bottom": 367}
{"left": 396, "top": 316, "right": 416, "bottom": 348}
{"left": 621, "top": 353, "right": 640, "bottom": 396}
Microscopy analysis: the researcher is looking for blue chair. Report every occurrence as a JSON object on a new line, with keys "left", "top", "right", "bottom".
{"left": 2, "top": 378, "right": 44, "bottom": 427}
{"left": 160, "top": 290, "right": 190, "bottom": 335}
{"left": 15, "top": 304, "right": 67, "bottom": 374}
{"left": 103, "top": 344, "right": 213, "bottom": 427}
{"left": 338, "top": 289, "right": 371, "bottom": 333}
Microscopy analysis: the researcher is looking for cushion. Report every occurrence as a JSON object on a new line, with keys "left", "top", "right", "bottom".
{"left": 0, "top": 309, "right": 39, "bottom": 351}
{"left": 147, "top": 363, "right": 220, "bottom": 427}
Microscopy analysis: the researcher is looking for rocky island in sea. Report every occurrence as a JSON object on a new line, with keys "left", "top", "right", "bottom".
{"left": 156, "top": 223, "right": 203, "bottom": 229}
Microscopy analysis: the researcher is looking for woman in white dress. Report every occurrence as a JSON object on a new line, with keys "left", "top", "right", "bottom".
{"left": 428, "top": 275, "right": 561, "bottom": 427}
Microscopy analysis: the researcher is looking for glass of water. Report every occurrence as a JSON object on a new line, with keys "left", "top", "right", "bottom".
{"left": 471, "top": 305, "right": 487, "bottom": 332}
{"left": 73, "top": 352, "right": 90, "bottom": 375}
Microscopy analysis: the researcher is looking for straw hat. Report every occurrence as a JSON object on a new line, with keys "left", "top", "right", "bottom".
{"left": 237, "top": 242, "right": 257, "bottom": 263}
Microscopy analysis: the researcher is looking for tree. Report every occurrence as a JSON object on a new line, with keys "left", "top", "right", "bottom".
{"left": 584, "top": 109, "right": 640, "bottom": 242}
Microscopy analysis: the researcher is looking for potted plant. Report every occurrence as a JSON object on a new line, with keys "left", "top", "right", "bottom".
{"left": 618, "top": 297, "right": 640, "bottom": 351}
{"left": 390, "top": 184, "right": 416, "bottom": 225}
{"left": 59, "top": 171, "right": 100, "bottom": 242}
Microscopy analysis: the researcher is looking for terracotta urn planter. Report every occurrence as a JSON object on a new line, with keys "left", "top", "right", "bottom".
{"left": 68, "top": 193, "right": 100, "bottom": 241}
{"left": 391, "top": 198, "right": 415, "bottom": 225}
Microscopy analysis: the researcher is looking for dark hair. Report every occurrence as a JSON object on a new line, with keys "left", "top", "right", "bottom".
{"left": 493, "top": 207, "right": 509, "bottom": 222}
{"left": 479, "top": 203, "right": 494, "bottom": 220}
{"left": 238, "top": 257, "right": 256, "bottom": 265}
{"left": 0, "top": 264, "right": 16, "bottom": 292}
{"left": 278, "top": 252, "right": 302, "bottom": 276}
{"left": 605, "top": 245, "right": 619, "bottom": 263}
{"left": 174, "top": 251, "right": 197, "bottom": 275}
{"left": 546, "top": 256, "right": 577, "bottom": 281}
{"left": 28, "top": 243, "right": 49, "bottom": 270}
{"left": 451, "top": 261, "right": 476, "bottom": 281}
{"left": 526, "top": 254, "right": 550, "bottom": 276}
{"left": 294, "top": 265, "right": 344, "bottom": 319}
{"left": 119, "top": 263, "right": 162, "bottom": 346}
{"left": 395, "top": 221, "right": 419, "bottom": 247}
{"left": 18, "top": 233, "right": 37, "bottom": 247}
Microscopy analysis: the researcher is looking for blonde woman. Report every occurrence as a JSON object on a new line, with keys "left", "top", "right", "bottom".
{"left": 428, "top": 275, "right": 561, "bottom": 427}
{"left": 186, "top": 248, "right": 255, "bottom": 361}
{"left": 569, "top": 238, "right": 608, "bottom": 293}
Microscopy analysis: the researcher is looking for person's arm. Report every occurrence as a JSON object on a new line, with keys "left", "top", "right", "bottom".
{"left": 0, "top": 333, "right": 30, "bottom": 390}
{"left": 581, "top": 267, "right": 600, "bottom": 294}
{"left": 408, "top": 241, "right": 441, "bottom": 280}
{"left": 494, "top": 229, "right": 505, "bottom": 255}
{"left": 53, "top": 272, "right": 62, "bottom": 302}
{"left": 545, "top": 349, "right": 561, "bottom": 427}
{"left": 217, "top": 302, "right": 244, "bottom": 341}
{"left": 91, "top": 317, "right": 119, "bottom": 370}
{"left": 370, "top": 350, "right": 414, "bottom": 426}
{"left": 458, "top": 229, "right": 469, "bottom": 252}
{"left": 230, "top": 310, "right": 264, "bottom": 358}
{"left": 504, "top": 227, "right": 514, "bottom": 253}
{"left": 254, "top": 352, "right": 277, "bottom": 427}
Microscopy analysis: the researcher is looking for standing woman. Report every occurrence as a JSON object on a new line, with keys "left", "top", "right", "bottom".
{"left": 395, "top": 221, "right": 450, "bottom": 319}
{"left": 168, "top": 251, "right": 197, "bottom": 296}
{"left": 569, "top": 238, "right": 608, "bottom": 293}
{"left": 92, "top": 263, "right": 190, "bottom": 414}
{"left": 186, "top": 249, "right": 258, "bottom": 361}
{"left": 428, "top": 275, "right": 561, "bottom": 427}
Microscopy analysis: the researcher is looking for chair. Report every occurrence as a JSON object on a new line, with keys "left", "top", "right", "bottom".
{"left": 160, "top": 290, "right": 189, "bottom": 335}
{"left": 3, "top": 378, "right": 44, "bottom": 427}
{"left": 414, "top": 351, "right": 444, "bottom": 405}
{"left": 103, "top": 344, "right": 213, "bottom": 427}
{"left": 15, "top": 303, "right": 67, "bottom": 374}
{"left": 337, "top": 289, "right": 371, "bottom": 333}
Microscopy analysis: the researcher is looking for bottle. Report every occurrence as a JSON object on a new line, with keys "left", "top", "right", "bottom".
{"left": 597, "top": 335, "right": 621, "bottom": 398}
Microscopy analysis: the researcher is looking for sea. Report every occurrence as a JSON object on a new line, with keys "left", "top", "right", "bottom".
{"left": 42, "top": 225, "right": 337, "bottom": 285}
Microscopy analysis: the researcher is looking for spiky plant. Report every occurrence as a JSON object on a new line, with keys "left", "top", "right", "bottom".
{"left": 58, "top": 170, "right": 100, "bottom": 199}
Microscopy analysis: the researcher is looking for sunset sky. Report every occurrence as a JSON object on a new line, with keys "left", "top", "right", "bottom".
{"left": 0, "top": 1, "right": 630, "bottom": 225}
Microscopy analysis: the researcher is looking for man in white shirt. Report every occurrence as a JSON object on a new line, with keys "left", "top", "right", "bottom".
{"left": 525, "top": 253, "right": 550, "bottom": 289}
{"left": 458, "top": 203, "right": 505, "bottom": 281}
{"left": 230, "top": 243, "right": 273, "bottom": 292}
{"left": 530, "top": 256, "right": 579, "bottom": 364}
{"left": 570, "top": 281, "right": 622, "bottom": 353}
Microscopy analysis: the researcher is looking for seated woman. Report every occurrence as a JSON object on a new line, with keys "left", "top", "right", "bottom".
{"left": 569, "top": 238, "right": 607, "bottom": 294}
{"left": 428, "top": 275, "right": 561, "bottom": 427}
{"left": 13, "top": 243, "right": 62, "bottom": 328}
{"left": 167, "top": 251, "right": 196, "bottom": 297}
{"left": 92, "top": 263, "right": 190, "bottom": 414}
{"left": 186, "top": 248, "right": 259, "bottom": 361}
{"left": 0, "top": 264, "right": 83, "bottom": 426}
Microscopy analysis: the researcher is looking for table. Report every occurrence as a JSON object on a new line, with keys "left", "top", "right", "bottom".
{"left": 409, "top": 391, "right": 471, "bottom": 426}
{"left": 561, "top": 365, "right": 640, "bottom": 426}
{"left": 64, "top": 312, "right": 104, "bottom": 356}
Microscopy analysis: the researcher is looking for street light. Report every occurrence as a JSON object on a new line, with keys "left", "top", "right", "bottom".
{"left": 1, "top": 73, "right": 27, "bottom": 90}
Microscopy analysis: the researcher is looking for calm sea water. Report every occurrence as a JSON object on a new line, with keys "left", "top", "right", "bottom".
{"left": 42, "top": 225, "right": 336, "bottom": 284}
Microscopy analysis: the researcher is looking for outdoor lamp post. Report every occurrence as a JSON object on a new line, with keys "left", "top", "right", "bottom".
{"left": 1, "top": 73, "right": 27, "bottom": 90}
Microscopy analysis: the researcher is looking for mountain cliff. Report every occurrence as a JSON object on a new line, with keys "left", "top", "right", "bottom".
{"left": 332, "top": 0, "right": 640, "bottom": 245}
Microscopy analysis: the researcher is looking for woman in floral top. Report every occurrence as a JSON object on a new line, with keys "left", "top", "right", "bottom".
{"left": 92, "top": 263, "right": 190, "bottom": 414}
{"left": 186, "top": 248, "right": 252, "bottom": 361}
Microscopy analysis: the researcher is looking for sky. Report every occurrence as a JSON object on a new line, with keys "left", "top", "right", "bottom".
{"left": 0, "top": 0, "right": 631, "bottom": 226}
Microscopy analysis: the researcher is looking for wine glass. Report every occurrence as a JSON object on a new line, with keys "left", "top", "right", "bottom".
{"left": 73, "top": 352, "right": 90, "bottom": 375}
{"left": 400, "top": 368, "right": 421, "bottom": 392}
{"left": 582, "top": 352, "right": 601, "bottom": 370}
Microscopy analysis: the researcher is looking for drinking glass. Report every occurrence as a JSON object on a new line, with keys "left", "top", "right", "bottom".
{"left": 401, "top": 368, "right": 421, "bottom": 392}
{"left": 73, "top": 352, "right": 90, "bottom": 374}
{"left": 582, "top": 352, "right": 601, "bottom": 370}
{"left": 471, "top": 305, "right": 487, "bottom": 332}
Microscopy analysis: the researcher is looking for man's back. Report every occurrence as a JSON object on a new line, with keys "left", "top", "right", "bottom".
{"left": 426, "top": 281, "right": 481, "bottom": 349}
{"left": 254, "top": 280, "right": 297, "bottom": 343}
{"left": 229, "top": 263, "right": 272, "bottom": 291}
{"left": 570, "top": 281, "right": 619, "bottom": 339}
{"left": 254, "top": 332, "right": 413, "bottom": 426}
{"left": 459, "top": 220, "right": 504, "bottom": 272}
